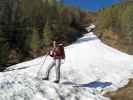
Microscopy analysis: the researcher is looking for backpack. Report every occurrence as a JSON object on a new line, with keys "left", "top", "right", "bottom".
{"left": 59, "top": 45, "right": 65, "bottom": 59}
{"left": 49, "top": 45, "right": 65, "bottom": 59}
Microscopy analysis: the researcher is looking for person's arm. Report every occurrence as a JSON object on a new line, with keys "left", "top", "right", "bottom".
{"left": 49, "top": 48, "right": 55, "bottom": 57}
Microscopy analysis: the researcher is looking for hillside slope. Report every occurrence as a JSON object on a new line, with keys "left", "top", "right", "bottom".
{"left": 96, "top": 2, "right": 133, "bottom": 54}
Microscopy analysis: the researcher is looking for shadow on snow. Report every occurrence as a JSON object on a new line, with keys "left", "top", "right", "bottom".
{"left": 74, "top": 81, "right": 112, "bottom": 88}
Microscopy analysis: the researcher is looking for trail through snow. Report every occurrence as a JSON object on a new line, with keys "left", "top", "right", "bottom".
{"left": 0, "top": 32, "right": 133, "bottom": 100}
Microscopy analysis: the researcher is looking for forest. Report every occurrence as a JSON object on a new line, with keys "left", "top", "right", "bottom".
{"left": 0, "top": 0, "right": 90, "bottom": 68}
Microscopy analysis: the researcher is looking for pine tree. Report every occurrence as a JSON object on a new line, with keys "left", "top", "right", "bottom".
{"left": 43, "top": 21, "right": 53, "bottom": 46}
{"left": 121, "top": 5, "right": 133, "bottom": 43}
{"left": 0, "top": 40, "right": 9, "bottom": 65}
{"left": 30, "top": 28, "right": 40, "bottom": 51}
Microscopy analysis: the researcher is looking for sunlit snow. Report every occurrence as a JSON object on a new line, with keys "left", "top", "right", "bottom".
{"left": 0, "top": 32, "right": 133, "bottom": 100}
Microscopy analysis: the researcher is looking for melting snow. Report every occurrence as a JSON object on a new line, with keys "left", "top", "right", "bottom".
{"left": 0, "top": 32, "right": 133, "bottom": 100}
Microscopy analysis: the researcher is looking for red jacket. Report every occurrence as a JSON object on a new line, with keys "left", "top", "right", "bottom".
{"left": 49, "top": 47, "right": 65, "bottom": 59}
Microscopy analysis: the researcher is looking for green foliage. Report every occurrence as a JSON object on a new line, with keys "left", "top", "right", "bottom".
{"left": 120, "top": 5, "right": 133, "bottom": 42}
{"left": 43, "top": 21, "right": 53, "bottom": 46}
{"left": 97, "top": 2, "right": 133, "bottom": 54}
{"left": 29, "top": 28, "right": 40, "bottom": 51}
{"left": 0, "top": 0, "right": 82, "bottom": 66}
{"left": 0, "top": 42, "right": 9, "bottom": 65}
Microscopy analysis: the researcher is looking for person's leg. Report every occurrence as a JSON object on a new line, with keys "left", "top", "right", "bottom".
{"left": 54, "top": 59, "right": 61, "bottom": 83}
{"left": 43, "top": 60, "right": 55, "bottom": 80}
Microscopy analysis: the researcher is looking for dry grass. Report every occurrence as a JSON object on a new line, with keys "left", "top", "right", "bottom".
{"left": 105, "top": 79, "right": 133, "bottom": 100}
{"left": 95, "top": 30, "right": 133, "bottom": 55}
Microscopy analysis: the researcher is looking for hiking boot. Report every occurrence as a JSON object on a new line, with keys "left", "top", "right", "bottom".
{"left": 54, "top": 80, "right": 59, "bottom": 83}
{"left": 42, "top": 77, "right": 49, "bottom": 80}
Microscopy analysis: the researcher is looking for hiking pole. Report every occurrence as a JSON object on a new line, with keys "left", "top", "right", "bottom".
{"left": 36, "top": 53, "right": 49, "bottom": 79}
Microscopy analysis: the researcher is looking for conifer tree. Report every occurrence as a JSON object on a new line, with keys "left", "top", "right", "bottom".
{"left": 43, "top": 21, "right": 53, "bottom": 46}
{"left": 30, "top": 28, "right": 40, "bottom": 51}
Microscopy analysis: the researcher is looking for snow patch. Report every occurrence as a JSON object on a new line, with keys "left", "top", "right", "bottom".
{"left": 1, "top": 32, "right": 133, "bottom": 100}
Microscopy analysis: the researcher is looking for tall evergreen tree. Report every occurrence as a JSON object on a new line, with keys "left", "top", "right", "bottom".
{"left": 43, "top": 21, "right": 53, "bottom": 46}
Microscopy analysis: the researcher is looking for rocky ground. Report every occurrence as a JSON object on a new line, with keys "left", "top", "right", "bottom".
{"left": 105, "top": 79, "right": 133, "bottom": 100}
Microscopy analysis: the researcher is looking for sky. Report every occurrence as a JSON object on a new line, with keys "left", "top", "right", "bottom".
{"left": 63, "top": 0, "right": 120, "bottom": 12}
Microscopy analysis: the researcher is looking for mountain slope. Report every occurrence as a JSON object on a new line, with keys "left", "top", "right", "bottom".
{"left": 0, "top": 32, "right": 133, "bottom": 100}
{"left": 96, "top": 2, "right": 133, "bottom": 54}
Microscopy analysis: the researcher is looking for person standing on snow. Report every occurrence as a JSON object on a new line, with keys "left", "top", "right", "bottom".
{"left": 42, "top": 41, "right": 65, "bottom": 83}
